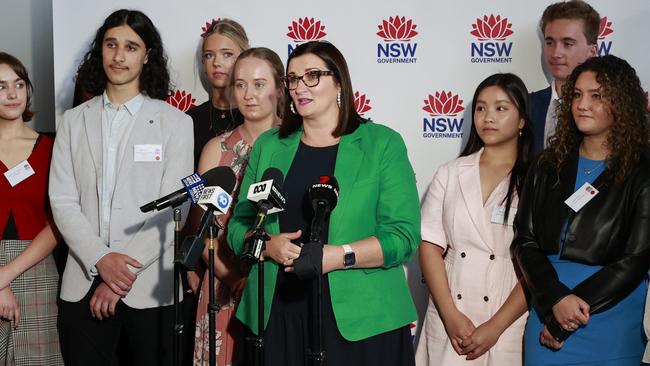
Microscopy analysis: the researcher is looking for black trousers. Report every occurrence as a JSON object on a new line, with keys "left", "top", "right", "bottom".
{"left": 58, "top": 280, "right": 176, "bottom": 366}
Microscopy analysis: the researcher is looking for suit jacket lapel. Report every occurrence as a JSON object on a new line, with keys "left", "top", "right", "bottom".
{"left": 267, "top": 129, "right": 302, "bottom": 234}
{"left": 458, "top": 151, "right": 493, "bottom": 250}
{"left": 83, "top": 97, "right": 103, "bottom": 194}
{"left": 330, "top": 127, "right": 364, "bottom": 240}
{"left": 114, "top": 98, "right": 158, "bottom": 192}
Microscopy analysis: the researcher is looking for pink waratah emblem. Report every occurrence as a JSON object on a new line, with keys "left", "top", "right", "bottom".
{"left": 598, "top": 17, "right": 614, "bottom": 39}
{"left": 287, "top": 17, "right": 327, "bottom": 42}
{"left": 376, "top": 16, "right": 418, "bottom": 42}
{"left": 423, "top": 91, "right": 465, "bottom": 116}
{"left": 470, "top": 15, "right": 514, "bottom": 41}
{"left": 166, "top": 90, "right": 196, "bottom": 112}
{"left": 354, "top": 91, "right": 372, "bottom": 115}
{"left": 201, "top": 18, "right": 220, "bottom": 37}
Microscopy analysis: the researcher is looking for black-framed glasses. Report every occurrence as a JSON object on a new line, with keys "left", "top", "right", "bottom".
{"left": 284, "top": 70, "right": 335, "bottom": 90}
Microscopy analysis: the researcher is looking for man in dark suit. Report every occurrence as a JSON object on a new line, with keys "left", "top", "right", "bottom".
{"left": 530, "top": 0, "right": 599, "bottom": 153}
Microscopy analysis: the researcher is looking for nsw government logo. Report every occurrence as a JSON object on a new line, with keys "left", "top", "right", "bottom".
{"left": 597, "top": 16, "right": 614, "bottom": 56}
{"left": 376, "top": 16, "right": 418, "bottom": 64}
{"left": 422, "top": 91, "right": 464, "bottom": 139}
{"left": 470, "top": 14, "right": 514, "bottom": 64}
{"left": 354, "top": 91, "right": 372, "bottom": 117}
{"left": 286, "top": 17, "right": 327, "bottom": 56}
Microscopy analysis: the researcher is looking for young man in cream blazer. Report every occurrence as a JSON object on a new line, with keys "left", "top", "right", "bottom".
{"left": 49, "top": 10, "right": 193, "bottom": 365}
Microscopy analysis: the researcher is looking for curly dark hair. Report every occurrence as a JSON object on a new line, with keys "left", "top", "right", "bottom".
{"left": 75, "top": 9, "right": 171, "bottom": 100}
{"left": 461, "top": 73, "right": 535, "bottom": 223}
{"left": 542, "top": 55, "right": 650, "bottom": 184}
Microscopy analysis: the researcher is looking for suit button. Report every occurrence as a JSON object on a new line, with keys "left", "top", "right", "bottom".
{"left": 567, "top": 233, "right": 576, "bottom": 241}
{"left": 460, "top": 252, "right": 466, "bottom": 258}
{"left": 483, "top": 296, "right": 489, "bottom": 302}
{"left": 489, "top": 254, "right": 495, "bottom": 260}
{"left": 457, "top": 294, "right": 462, "bottom": 300}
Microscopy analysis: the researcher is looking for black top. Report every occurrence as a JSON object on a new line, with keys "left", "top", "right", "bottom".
{"left": 186, "top": 100, "right": 243, "bottom": 169}
{"left": 275, "top": 141, "right": 339, "bottom": 302}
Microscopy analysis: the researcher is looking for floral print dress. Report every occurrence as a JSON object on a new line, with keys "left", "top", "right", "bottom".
{"left": 193, "top": 126, "right": 251, "bottom": 366}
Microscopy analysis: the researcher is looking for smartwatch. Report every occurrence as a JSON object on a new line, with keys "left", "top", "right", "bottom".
{"left": 342, "top": 244, "right": 356, "bottom": 269}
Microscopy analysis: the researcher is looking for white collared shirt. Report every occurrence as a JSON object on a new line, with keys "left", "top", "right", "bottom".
{"left": 100, "top": 92, "right": 144, "bottom": 244}
{"left": 543, "top": 81, "right": 561, "bottom": 149}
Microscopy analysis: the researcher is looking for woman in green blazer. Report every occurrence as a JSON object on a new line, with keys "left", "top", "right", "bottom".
{"left": 228, "top": 41, "right": 421, "bottom": 365}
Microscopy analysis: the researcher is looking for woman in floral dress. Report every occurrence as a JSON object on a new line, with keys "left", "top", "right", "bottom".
{"left": 192, "top": 47, "right": 285, "bottom": 366}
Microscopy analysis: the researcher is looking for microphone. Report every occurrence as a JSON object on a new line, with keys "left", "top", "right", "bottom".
{"left": 177, "top": 167, "right": 237, "bottom": 270}
{"left": 241, "top": 168, "right": 287, "bottom": 264}
{"left": 308, "top": 175, "right": 339, "bottom": 244}
{"left": 293, "top": 175, "right": 340, "bottom": 280}
{"left": 246, "top": 167, "right": 286, "bottom": 215}
{"left": 139, "top": 167, "right": 231, "bottom": 213}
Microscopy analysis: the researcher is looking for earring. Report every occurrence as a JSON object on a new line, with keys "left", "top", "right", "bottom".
{"left": 290, "top": 101, "right": 297, "bottom": 114}
{"left": 337, "top": 91, "right": 341, "bottom": 108}
{"left": 519, "top": 130, "right": 523, "bottom": 137}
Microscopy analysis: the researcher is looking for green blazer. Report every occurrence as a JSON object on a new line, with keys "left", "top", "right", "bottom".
{"left": 228, "top": 121, "right": 421, "bottom": 341}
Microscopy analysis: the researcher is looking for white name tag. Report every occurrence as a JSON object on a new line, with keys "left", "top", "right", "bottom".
{"left": 3, "top": 160, "right": 35, "bottom": 187}
{"left": 134, "top": 144, "right": 162, "bottom": 162}
{"left": 491, "top": 205, "right": 517, "bottom": 226}
{"left": 565, "top": 182, "right": 599, "bottom": 212}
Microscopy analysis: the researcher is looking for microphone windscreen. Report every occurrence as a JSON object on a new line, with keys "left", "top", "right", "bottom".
{"left": 201, "top": 166, "right": 237, "bottom": 194}
{"left": 309, "top": 175, "right": 339, "bottom": 210}
{"left": 261, "top": 167, "right": 284, "bottom": 187}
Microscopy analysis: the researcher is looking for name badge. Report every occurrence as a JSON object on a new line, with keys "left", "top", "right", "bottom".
{"left": 491, "top": 205, "right": 517, "bottom": 226}
{"left": 565, "top": 182, "right": 599, "bottom": 212}
{"left": 134, "top": 144, "right": 162, "bottom": 162}
{"left": 3, "top": 160, "right": 35, "bottom": 187}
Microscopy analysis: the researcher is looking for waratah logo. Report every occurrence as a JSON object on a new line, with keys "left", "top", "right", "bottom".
{"left": 422, "top": 91, "right": 465, "bottom": 139}
{"left": 597, "top": 16, "right": 614, "bottom": 56}
{"left": 354, "top": 91, "right": 372, "bottom": 116}
{"left": 287, "top": 17, "right": 327, "bottom": 42}
{"left": 201, "top": 18, "right": 219, "bottom": 37}
{"left": 470, "top": 15, "right": 514, "bottom": 41}
{"left": 423, "top": 91, "right": 464, "bottom": 116}
{"left": 598, "top": 17, "right": 614, "bottom": 39}
{"left": 166, "top": 90, "right": 196, "bottom": 112}
{"left": 377, "top": 16, "right": 418, "bottom": 42}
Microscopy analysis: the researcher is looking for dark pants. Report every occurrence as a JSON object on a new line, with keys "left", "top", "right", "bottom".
{"left": 58, "top": 281, "right": 176, "bottom": 366}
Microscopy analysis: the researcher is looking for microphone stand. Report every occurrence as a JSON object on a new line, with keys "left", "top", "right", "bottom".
{"left": 172, "top": 208, "right": 183, "bottom": 366}
{"left": 307, "top": 200, "right": 328, "bottom": 366}
{"left": 207, "top": 223, "right": 220, "bottom": 366}
{"left": 245, "top": 227, "right": 270, "bottom": 366}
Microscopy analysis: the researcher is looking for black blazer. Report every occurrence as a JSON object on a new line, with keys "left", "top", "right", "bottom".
{"left": 511, "top": 149, "right": 650, "bottom": 329}
{"left": 529, "top": 86, "right": 552, "bottom": 154}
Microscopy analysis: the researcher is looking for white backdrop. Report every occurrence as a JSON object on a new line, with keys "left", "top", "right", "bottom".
{"left": 52, "top": 0, "right": 650, "bottom": 340}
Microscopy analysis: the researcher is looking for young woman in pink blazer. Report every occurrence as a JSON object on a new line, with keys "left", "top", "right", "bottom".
{"left": 416, "top": 73, "right": 534, "bottom": 365}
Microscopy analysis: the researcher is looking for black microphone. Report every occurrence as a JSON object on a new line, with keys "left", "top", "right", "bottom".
{"left": 139, "top": 167, "right": 231, "bottom": 213}
{"left": 177, "top": 167, "right": 237, "bottom": 270}
{"left": 241, "top": 168, "right": 287, "bottom": 264}
{"left": 308, "top": 175, "right": 339, "bottom": 244}
{"left": 293, "top": 175, "right": 340, "bottom": 280}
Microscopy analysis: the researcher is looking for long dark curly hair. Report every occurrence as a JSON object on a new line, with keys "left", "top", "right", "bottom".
{"left": 542, "top": 55, "right": 650, "bottom": 184}
{"left": 75, "top": 9, "right": 170, "bottom": 100}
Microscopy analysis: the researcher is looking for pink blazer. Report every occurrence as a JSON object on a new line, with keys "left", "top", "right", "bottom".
{"left": 416, "top": 149, "right": 527, "bottom": 366}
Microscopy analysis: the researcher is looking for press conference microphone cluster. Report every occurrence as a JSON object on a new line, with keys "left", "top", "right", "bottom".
{"left": 241, "top": 168, "right": 287, "bottom": 264}
{"left": 177, "top": 167, "right": 237, "bottom": 270}
{"left": 139, "top": 166, "right": 230, "bottom": 213}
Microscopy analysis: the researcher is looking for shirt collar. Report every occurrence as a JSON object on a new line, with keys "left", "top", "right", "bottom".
{"left": 551, "top": 79, "right": 560, "bottom": 102}
{"left": 102, "top": 91, "right": 144, "bottom": 116}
